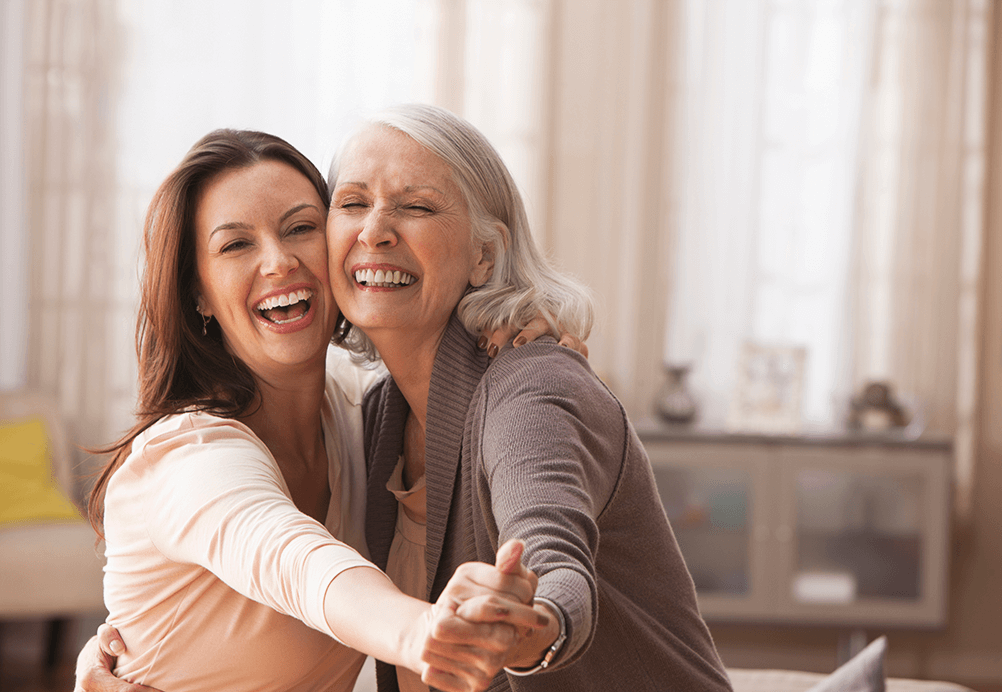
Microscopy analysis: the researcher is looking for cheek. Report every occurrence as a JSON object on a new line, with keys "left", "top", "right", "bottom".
{"left": 305, "top": 240, "right": 331, "bottom": 283}
{"left": 194, "top": 263, "right": 227, "bottom": 315}
{"left": 326, "top": 220, "right": 354, "bottom": 270}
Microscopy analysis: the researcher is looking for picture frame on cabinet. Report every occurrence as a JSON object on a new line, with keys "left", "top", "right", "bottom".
{"left": 728, "top": 342, "right": 806, "bottom": 434}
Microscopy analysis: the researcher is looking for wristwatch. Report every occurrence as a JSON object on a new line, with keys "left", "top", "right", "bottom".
{"left": 504, "top": 597, "right": 568, "bottom": 676}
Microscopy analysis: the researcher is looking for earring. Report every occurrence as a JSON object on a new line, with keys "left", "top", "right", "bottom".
{"left": 196, "top": 303, "right": 211, "bottom": 337}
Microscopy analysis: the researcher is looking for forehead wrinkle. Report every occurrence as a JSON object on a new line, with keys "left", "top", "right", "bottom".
{"left": 403, "top": 184, "right": 446, "bottom": 196}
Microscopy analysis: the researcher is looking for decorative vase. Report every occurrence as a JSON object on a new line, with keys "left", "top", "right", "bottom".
{"left": 656, "top": 363, "right": 698, "bottom": 424}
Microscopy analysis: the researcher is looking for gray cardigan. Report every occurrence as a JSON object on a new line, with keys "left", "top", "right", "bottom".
{"left": 362, "top": 313, "right": 732, "bottom": 692}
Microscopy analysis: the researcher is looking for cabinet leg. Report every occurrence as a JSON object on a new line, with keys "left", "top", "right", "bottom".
{"left": 44, "top": 618, "right": 68, "bottom": 672}
{"left": 836, "top": 628, "right": 868, "bottom": 666}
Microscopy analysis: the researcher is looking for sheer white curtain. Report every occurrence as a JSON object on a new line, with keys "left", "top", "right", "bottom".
{"left": 0, "top": 0, "right": 28, "bottom": 390}
{"left": 20, "top": 0, "right": 120, "bottom": 495}
{"left": 663, "top": 0, "right": 962, "bottom": 431}
{"left": 16, "top": 0, "right": 988, "bottom": 517}
{"left": 661, "top": 0, "right": 987, "bottom": 517}
{"left": 849, "top": 0, "right": 988, "bottom": 520}
{"left": 665, "top": 0, "right": 875, "bottom": 429}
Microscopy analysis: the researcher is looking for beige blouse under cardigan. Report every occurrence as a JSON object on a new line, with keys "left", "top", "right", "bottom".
{"left": 385, "top": 455, "right": 430, "bottom": 692}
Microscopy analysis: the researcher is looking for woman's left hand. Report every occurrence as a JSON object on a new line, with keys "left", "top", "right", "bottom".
{"left": 73, "top": 627, "right": 163, "bottom": 692}
{"left": 420, "top": 540, "right": 547, "bottom": 691}
{"left": 480, "top": 317, "right": 588, "bottom": 359}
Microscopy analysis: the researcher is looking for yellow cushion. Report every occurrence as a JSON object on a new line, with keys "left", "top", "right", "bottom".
{"left": 0, "top": 416, "right": 82, "bottom": 526}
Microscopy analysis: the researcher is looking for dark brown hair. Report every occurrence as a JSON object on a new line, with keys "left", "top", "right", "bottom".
{"left": 88, "top": 129, "right": 329, "bottom": 536}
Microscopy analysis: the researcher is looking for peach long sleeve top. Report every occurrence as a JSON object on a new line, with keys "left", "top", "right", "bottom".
{"left": 103, "top": 350, "right": 384, "bottom": 691}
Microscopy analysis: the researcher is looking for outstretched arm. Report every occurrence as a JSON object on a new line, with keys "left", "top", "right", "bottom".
{"left": 77, "top": 541, "right": 545, "bottom": 692}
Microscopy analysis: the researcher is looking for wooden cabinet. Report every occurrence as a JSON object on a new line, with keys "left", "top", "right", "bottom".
{"left": 637, "top": 422, "right": 951, "bottom": 628}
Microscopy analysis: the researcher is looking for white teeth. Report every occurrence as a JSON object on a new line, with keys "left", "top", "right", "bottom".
{"left": 256, "top": 289, "right": 313, "bottom": 311}
{"left": 354, "top": 269, "right": 415, "bottom": 287}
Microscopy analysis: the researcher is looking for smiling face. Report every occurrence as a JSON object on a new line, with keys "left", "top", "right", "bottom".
{"left": 193, "top": 160, "right": 334, "bottom": 379}
{"left": 328, "top": 125, "right": 494, "bottom": 349}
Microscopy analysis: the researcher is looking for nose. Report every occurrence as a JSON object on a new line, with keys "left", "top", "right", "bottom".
{"left": 260, "top": 238, "right": 300, "bottom": 277}
{"left": 356, "top": 208, "right": 398, "bottom": 250}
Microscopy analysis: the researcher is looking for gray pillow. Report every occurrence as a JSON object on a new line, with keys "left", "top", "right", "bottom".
{"left": 806, "top": 636, "right": 887, "bottom": 692}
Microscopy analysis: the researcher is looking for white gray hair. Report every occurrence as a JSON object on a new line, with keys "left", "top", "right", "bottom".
{"left": 328, "top": 103, "right": 593, "bottom": 361}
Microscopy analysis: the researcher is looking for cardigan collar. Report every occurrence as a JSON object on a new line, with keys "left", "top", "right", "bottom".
{"left": 423, "top": 311, "right": 492, "bottom": 594}
{"left": 365, "top": 310, "right": 492, "bottom": 597}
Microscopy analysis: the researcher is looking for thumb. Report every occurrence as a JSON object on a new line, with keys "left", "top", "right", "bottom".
{"left": 495, "top": 538, "right": 526, "bottom": 575}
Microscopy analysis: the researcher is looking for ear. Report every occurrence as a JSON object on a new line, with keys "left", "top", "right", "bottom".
{"left": 469, "top": 223, "right": 506, "bottom": 288}
{"left": 469, "top": 241, "right": 496, "bottom": 288}
{"left": 194, "top": 293, "right": 213, "bottom": 318}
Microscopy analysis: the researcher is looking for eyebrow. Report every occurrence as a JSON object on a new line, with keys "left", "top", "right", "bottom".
{"left": 334, "top": 181, "right": 446, "bottom": 196}
{"left": 280, "top": 203, "right": 322, "bottom": 222}
{"left": 208, "top": 203, "right": 322, "bottom": 241}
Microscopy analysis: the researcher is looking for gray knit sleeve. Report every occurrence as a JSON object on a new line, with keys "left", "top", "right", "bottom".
{"left": 475, "top": 345, "right": 624, "bottom": 669}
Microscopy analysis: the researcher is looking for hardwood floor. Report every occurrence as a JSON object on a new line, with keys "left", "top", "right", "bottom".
{"left": 0, "top": 617, "right": 104, "bottom": 692}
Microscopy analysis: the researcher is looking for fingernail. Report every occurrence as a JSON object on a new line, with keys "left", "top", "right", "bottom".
{"left": 110, "top": 640, "right": 124, "bottom": 655}
{"left": 477, "top": 336, "right": 489, "bottom": 350}
{"left": 487, "top": 344, "right": 499, "bottom": 358}
{"left": 512, "top": 336, "right": 527, "bottom": 348}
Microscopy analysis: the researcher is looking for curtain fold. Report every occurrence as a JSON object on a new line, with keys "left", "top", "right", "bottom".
{"left": 1, "top": 0, "right": 28, "bottom": 390}
{"left": 849, "top": 0, "right": 988, "bottom": 521}
{"left": 23, "top": 0, "right": 122, "bottom": 494}
{"left": 528, "top": 0, "right": 683, "bottom": 417}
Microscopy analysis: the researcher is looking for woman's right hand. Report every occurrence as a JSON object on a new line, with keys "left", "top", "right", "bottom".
{"left": 419, "top": 539, "right": 549, "bottom": 691}
{"left": 73, "top": 624, "right": 163, "bottom": 692}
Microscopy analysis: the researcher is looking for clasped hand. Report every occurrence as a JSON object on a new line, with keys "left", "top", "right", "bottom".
{"left": 417, "top": 539, "right": 546, "bottom": 691}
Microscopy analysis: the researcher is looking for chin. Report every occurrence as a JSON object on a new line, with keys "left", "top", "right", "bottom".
{"left": 270, "top": 350, "right": 328, "bottom": 369}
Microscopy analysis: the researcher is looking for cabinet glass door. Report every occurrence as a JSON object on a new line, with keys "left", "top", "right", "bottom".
{"left": 774, "top": 446, "right": 949, "bottom": 627}
{"left": 792, "top": 469, "right": 924, "bottom": 605}
{"left": 653, "top": 465, "right": 752, "bottom": 596}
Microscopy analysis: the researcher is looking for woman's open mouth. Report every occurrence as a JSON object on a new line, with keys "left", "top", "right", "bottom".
{"left": 255, "top": 289, "right": 313, "bottom": 325}
{"left": 354, "top": 268, "right": 415, "bottom": 288}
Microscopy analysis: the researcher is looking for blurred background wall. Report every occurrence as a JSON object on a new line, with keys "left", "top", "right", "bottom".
{"left": 1, "top": 0, "right": 1000, "bottom": 685}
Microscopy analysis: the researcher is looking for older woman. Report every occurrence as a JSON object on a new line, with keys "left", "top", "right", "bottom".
{"left": 326, "top": 104, "right": 732, "bottom": 691}
{"left": 78, "top": 128, "right": 546, "bottom": 692}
